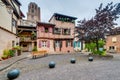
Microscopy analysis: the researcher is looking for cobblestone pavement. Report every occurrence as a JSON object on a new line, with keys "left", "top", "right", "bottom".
{"left": 0, "top": 53, "right": 120, "bottom": 80}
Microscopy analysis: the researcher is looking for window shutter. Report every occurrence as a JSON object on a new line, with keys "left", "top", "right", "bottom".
{"left": 71, "top": 40, "right": 73, "bottom": 47}
{"left": 47, "top": 41, "right": 50, "bottom": 48}
{"left": 66, "top": 40, "right": 68, "bottom": 47}
{"left": 73, "top": 41, "right": 76, "bottom": 48}
{"left": 39, "top": 40, "right": 41, "bottom": 48}
{"left": 78, "top": 42, "right": 80, "bottom": 47}
{"left": 49, "top": 27, "right": 52, "bottom": 33}
{"left": 41, "top": 27, "right": 44, "bottom": 32}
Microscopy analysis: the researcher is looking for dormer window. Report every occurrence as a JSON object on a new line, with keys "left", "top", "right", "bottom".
{"left": 45, "top": 27, "right": 49, "bottom": 33}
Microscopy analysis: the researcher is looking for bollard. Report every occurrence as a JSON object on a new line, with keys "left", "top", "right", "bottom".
{"left": 88, "top": 57, "right": 93, "bottom": 62}
{"left": 70, "top": 58, "right": 76, "bottom": 64}
{"left": 49, "top": 61, "right": 56, "bottom": 68}
{"left": 7, "top": 69, "right": 20, "bottom": 80}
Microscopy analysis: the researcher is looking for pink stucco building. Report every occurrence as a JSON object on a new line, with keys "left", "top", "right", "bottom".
{"left": 37, "top": 13, "right": 77, "bottom": 54}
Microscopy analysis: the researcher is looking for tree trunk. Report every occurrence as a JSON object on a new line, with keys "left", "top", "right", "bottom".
{"left": 96, "top": 39, "right": 99, "bottom": 51}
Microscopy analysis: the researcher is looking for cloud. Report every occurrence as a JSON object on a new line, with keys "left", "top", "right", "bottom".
{"left": 20, "top": 0, "right": 120, "bottom": 26}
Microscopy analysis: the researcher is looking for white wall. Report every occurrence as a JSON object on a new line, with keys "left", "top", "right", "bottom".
{"left": 0, "top": 1, "right": 12, "bottom": 31}
{"left": 0, "top": 28, "right": 17, "bottom": 56}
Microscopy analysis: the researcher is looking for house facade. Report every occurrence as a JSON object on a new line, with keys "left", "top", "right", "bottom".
{"left": 37, "top": 13, "right": 77, "bottom": 53}
{"left": 37, "top": 22, "right": 55, "bottom": 53}
{"left": 73, "top": 26, "right": 82, "bottom": 52}
{"left": 17, "top": 2, "right": 40, "bottom": 52}
{"left": 106, "top": 34, "right": 120, "bottom": 53}
{"left": 0, "top": 0, "right": 24, "bottom": 55}
{"left": 18, "top": 20, "right": 36, "bottom": 52}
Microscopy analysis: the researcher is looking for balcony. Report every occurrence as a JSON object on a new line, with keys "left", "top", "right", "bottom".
{"left": 38, "top": 32, "right": 73, "bottom": 39}
{"left": 20, "top": 37, "right": 36, "bottom": 42}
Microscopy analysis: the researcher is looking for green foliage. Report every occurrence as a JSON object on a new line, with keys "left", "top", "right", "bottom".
{"left": 93, "top": 50, "right": 106, "bottom": 55}
{"left": 3, "top": 49, "right": 10, "bottom": 57}
{"left": 9, "top": 49, "right": 15, "bottom": 57}
{"left": 32, "top": 46, "right": 38, "bottom": 51}
{"left": 85, "top": 42, "right": 96, "bottom": 52}
{"left": 14, "top": 46, "right": 21, "bottom": 50}
{"left": 98, "top": 40, "right": 105, "bottom": 47}
{"left": 85, "top": 39, "right": 106, "bottom": 55}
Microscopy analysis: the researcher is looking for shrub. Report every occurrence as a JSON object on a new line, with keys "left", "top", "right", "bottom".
{"left": 14, "top": 46, "right": 21, "bottom": 50}
{"left": 32, "top": 46, "right": 37, "bottom": 51}
{"left": 3, "top": 49, "right": 10, "bottom": 57}
{"left": 9, "top": 49, "right": 15, "bottom": 57}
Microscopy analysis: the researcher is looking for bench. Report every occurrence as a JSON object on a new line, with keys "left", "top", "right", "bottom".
{"left": 31, "top": 50, "right": 48, "bottom": 59}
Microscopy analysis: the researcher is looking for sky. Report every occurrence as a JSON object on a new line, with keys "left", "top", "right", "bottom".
{"left": 20, "top": 0, "right": 120, "bottom": 26}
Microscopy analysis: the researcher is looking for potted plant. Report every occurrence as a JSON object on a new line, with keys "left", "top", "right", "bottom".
{"left": 14, "top": 46, "right": 22, "bottom": 56}
{"left": 2, "top": 49, "right": 10, "bottom": 60}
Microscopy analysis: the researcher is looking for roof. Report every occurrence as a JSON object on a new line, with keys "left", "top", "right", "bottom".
{"left": 14, "top": 0, "right": 21, "bottom": 6}
{"left": 1, "top": 0, "right": 10, "bottom": 6}
{"left": 49, "top": 13, "right": 77, "bottom": 22}
{"left": 37, "top": 22, "right": 55, "bottom": 27}
{"left": 20, "top": 10, "right": 25, "bottom": 17}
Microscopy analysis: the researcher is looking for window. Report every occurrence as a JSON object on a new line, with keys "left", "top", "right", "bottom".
{"left": 45, "top": 27, "right": 49, "bottom": 33}
{"left": 112, "top": 37, "right": 117, "bottom": 43}
{"left": 54, "top": 28, "right": 61, "bottom": 34}
{"left": 55, "top": 41, "right": 60, "bottom": 47}
{"left": 23, "top": 44, "right": 27, "bottom": 47}
{"left": 109, "top": 46, "right": 115, "bottom": 50}
{"left": 42, "top": 41, "right": 47, "bottom": 47}
{"left": 63, "top": 29, "right": 70, "bottom": 35}
{"left": 12, "top": 18, "right": 17, "bottom": 27}
{"left": 68, "top": 41, "right": 71, "bottom": 46}
{"left": 31, "top": 9, "right": 34, "bottom": 13}
{"left": 66, "top": 40, "right": 73, "bottom": 47}
{"left": 12, "top": 41, "right": 15, "bottom": 47}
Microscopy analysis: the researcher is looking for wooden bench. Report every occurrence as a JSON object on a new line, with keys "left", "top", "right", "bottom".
{"left": 31, "top": 50, "right": 48, "bottom": 59}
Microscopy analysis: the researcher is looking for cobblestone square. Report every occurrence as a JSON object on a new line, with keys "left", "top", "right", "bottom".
{"left": 0, "top": 53, "right": 120, "bottom": 80}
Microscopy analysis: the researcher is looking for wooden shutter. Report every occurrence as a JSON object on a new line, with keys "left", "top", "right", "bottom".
{"left": 47, "top": 40, "right": 50, "bottom": 48}
{"left": 49, "top": 27, "right": 52, "bottom": 33}
{"left": 39, "top": 40, "right": 41, "bottom": 48}
{"left": 78, "top": 42, "right": 80, "bottom": 47}
{"left": 73, "top": 41, "right": 76, "bottom": 48}
{"left": 41, "top": 27, "right": 44, "bottom": 32}
{"left": 71, "top": 40, "right": 73, "bottom": 47}
{"left": 66, "top": 40, "right": 68, "bottom": 47}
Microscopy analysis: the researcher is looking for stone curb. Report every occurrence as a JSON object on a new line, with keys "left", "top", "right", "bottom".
{"left": 0, "top": 57, "right": 27, "bottom": 72}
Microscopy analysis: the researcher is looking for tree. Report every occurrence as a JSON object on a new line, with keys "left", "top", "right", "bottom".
{"left": 76, "top": 2, "right": 120, "bottom": 53}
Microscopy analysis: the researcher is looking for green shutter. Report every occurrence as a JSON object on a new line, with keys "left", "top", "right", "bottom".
{"left": 78, "top": 42, "right": 80, "bottom": 47}
{"left": 73, "top": 41, "right": 76, "bottom": 48}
